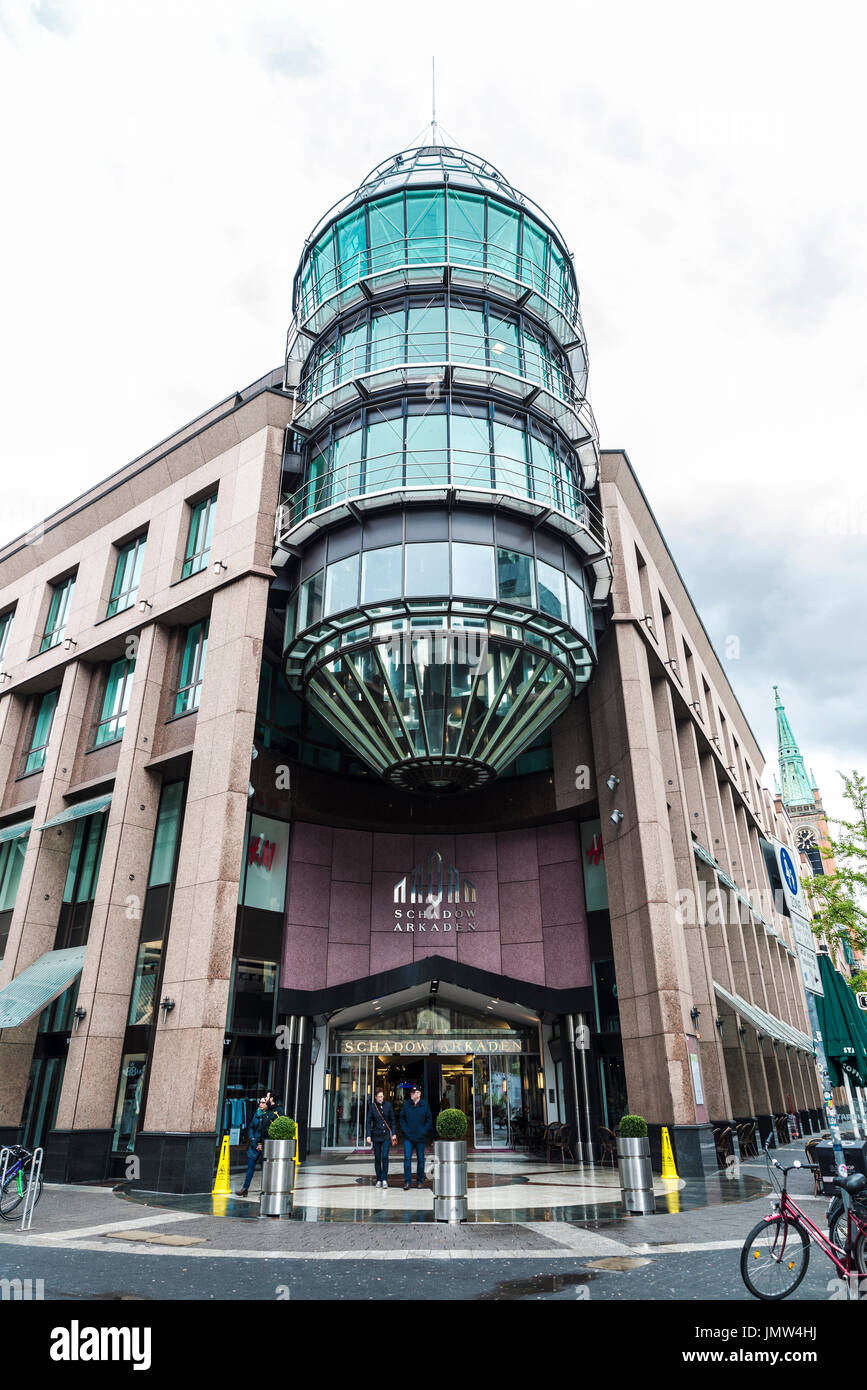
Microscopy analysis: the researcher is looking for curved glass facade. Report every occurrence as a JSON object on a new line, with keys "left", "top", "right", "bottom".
{"left": 296, "top": 293, "right": 587, "bottom": 434}
{"left": 280, "top": 145, "right": 609, "bottom": 793}
{"left": 294, "top": 183, "right": 580, "bottom": 339}
{"left": 283, "top": 398, "right": 605, "bottom": 538}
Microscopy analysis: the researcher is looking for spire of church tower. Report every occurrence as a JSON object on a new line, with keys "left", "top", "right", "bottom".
{"left": 774, "top": 686, "right": 815, "bottom": 808}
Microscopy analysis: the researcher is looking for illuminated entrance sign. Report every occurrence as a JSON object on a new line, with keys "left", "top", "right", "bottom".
{"left": 339, "top": 1037, "right": 524, "bottom": 1055}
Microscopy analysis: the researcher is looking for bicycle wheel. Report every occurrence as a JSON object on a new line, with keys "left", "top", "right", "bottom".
{"left": 854, "top": 1229, "right": 867, "bottom": 1277}
{"left": 0, "top": 1166, "right": 26, "bottom": 1220}
{"left": 741, "top": 1216, "right": 810, "bottom": 1300}
{"left": 828, "top": 1197, "right": 844, "bottom": 1252}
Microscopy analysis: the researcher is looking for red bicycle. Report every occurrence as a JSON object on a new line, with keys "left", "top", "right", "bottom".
{"left": 740, "top": 1141, "right": 867, "bottom": 1299}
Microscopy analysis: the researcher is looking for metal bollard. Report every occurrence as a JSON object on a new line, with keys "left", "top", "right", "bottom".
{"left": 259, "top": 1139, "right": 295, "bottom": 1218}
{"left": 432, "top": 1140, "right": 468, "bottom": 1222}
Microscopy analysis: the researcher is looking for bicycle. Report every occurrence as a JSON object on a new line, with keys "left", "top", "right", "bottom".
{"left": 0, "top": 1145, "right": 43, "bottom": 1221}
{"left": 740, "top": 1137, "right": 867, "bottom": 1299}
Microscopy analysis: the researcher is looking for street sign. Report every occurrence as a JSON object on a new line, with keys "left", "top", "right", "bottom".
{"left": 857, "top": 992, "right": 867, "bottom": 1011}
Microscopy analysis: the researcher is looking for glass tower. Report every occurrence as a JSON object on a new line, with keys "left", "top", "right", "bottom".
{"left": 277, "top": 143, "right": 611, "bottom": 792}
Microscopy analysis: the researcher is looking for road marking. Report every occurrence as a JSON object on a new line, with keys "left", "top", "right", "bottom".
{"left": 520, "top": 1221, "right": 633, "bottom": 1255}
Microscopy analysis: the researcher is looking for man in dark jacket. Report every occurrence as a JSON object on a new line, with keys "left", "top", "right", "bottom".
{"left": 365, "top": 1087, "right": 396, "bottom": 1187}
{"left": 400, "top": 1086, "right": 433, "bottom": 1189}
{"left": 236, "top": 1096, "right": 271, "bottom": 1197}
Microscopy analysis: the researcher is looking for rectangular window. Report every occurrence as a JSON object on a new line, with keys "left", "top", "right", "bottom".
{"left": 452, "top": 542, "right": 496, "bottom": 599}
{"left": 368, "top": 195, "right": 405, "bottom": 273}
{"left": 487, "top": 201, "right": 519, "bottom": 278}
{"left": 336, "top": 208, "right": 368, "bottom": 287}
{"left": 92, "top": 657, "right": 135, "bottom": 748}
{"left": 239, "top": 813, "right": 290, "bottom": 914}
{"left": 365, "top": 414, "right": 404, "bottom": 490}
{"left": 107, "top": 535, "right": 146, "bottom": 617}
{"left": 361, "top": 546, "right": 402, "bottom": 605}
{"left": 405, "top": 410, "right": 448, "bottom": 486}
{"left": 0, "top": 609, "right": 14, "bottom": 665}
{"left": 23, "top": 689, "right": 59, "bottom": 774}
{"left": 298, "top": 571, "right": 324, "bottom": 631}
{"left": 497, "top": 549, "right": 535, "bottom": 608}
{"left": 404, "top": 542, "right": 449, "bottom": 597}
{"left": 567, "top": 577, "right": 589, "bottom": 640}
{"left": 537, "top": 561, "right": 567, "bottom": 621}
{"left": 62, "top": 813, "right": 107, "bottom": 906}
{"left": 0, "top": 834, "right": 27, "bottom": 914}
{"left": 447, "top": 190, "right": 485, "bottom": 267}
{"left": 182, "top": 493, "right": 216, "bottom": 579}
{"left": 331, "top": 423, "right": 363, "bottom": 504}
{"left": 450, "top": 409, "right": 491, "bottom": 487}
{"left": 147, "top": 780, "right": 186, "bottom": 888}
{"left": 405, "top": 189, "right": 445, "bottom": 264}
{"left": 324, "top": 553, "right": 360, "bottom": 617}
{"left": 173, "top": 619, "right": 208, "bottom": 717}
{"left": 40, "top": 576, "right": 75, "bottom": 652}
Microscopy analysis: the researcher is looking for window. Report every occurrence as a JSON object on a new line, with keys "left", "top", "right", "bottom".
{"left": 174, "top": 620, "right": 208, "bottom": 716}
{"left": 107, "top": 535, "right": 146, "bottom": 617}
{"left": 0, "top": 834, "right": 27, "bottom": 915}
{"left": 93, "top": 657, "right": 135, "bottom": 747}
{"left": 40, "top": 576, "right": 75, "bottom": 652}
{"left": 23, "top": 689, "right": 59, "bottom": 774}
{"left": 538, "top": 562, "right": 567, "bottom": 621}
{"left": 147, "top": 780, "right": 185, "bottom": 888}
{"left": 62, "top": 814, "right": 107, "bottom": 907}
{"left": 0, "top": 609, "right": 13, "bottom": 665}
{"left": 298, "top": 571, "right": 324, "bottom": 630}
{"left": 404, "top": 542, "right": 449, "bottom": 597}
{"left": 182, "top": 493, "right": 216, "bottom": 579}
{"left": 324, "top": 554, "right": 360, "bottom": 617}
{"left": 361, "top": 546, "right": 402, "bottom": 605}
{"left": 497, "top": 549, "right": 535, "bottom": 607}
{"left": 452, "top": 543, "right": 496, "bottom": 599}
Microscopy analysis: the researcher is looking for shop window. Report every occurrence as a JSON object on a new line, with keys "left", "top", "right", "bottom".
{"left": 23, "top": 688, "right": 59, "bottom": 775}
{"left": 92, "top": 657, "right": 135, "bottom": 748}
{"left": 173, "top": 619, "right": 208, "bottom": 717}
{"left": 107, "top": 534, "right": 146, "bottom": 617}
{"left": 181, "top": 493, "right": 216, "bottom": 579}
{"left": 40, "top": 575, "right": 75, "bottom": 652}
{"left": 111, "top": 1052, "right": 147, "bottom": 1153}
{"left": 239, "top": 813, "right": 290, "bottom": 913}
{"left": 229, "top": 958, "right": 279, "bottom": 1034}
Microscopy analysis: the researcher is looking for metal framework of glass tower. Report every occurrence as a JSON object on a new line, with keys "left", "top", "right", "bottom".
{"left": 276, "top": 143, "right": 612, "bottom": 793}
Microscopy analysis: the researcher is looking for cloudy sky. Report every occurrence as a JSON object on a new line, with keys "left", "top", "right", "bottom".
{"left": 1, "top": 0, "right": 864, "bottom": 822}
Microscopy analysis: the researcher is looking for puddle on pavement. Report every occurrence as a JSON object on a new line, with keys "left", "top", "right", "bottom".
{"left": 477, "top": 1271, "right": 596, "bottom": 1299}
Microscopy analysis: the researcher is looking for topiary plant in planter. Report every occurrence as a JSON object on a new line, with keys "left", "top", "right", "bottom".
{"left": 618, "top": 1114, "right": 648, "bottom": 1139}
{"left": 616, "top": 1114, "right": 654, "bottom": 1214}
{"left": 268, "top": 1115, "right": 297, "bottom": 1141}
{"left": 436, "top": 1108, "right": 468, "bottom": 1141}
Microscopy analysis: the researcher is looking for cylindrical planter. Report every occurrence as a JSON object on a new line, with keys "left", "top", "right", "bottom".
{"left": 432, "top": 1139, "right": 468, "bottom": 1222}
{"left": 617, "top": 1136, "right": 655, "bottom": 1214}
{"left": 259, "top": 1138, "right": 295, "bottom": 1218}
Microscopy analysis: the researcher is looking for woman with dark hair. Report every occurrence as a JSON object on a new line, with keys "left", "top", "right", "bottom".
{"left": 364, "top": 1086, "right": 397, "bottom": 1188}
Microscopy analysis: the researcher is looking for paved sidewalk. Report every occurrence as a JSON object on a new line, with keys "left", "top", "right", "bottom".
{"left": 0, "top": 1142, "right": 820, "bottom": 1264}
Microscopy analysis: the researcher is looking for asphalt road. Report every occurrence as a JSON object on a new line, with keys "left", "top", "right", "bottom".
{"left": 0, "top": 1239, "right": 857, "bottom": 1301}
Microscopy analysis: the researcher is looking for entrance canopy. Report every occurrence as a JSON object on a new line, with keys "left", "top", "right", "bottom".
{"left": 713, "top": 981, "right": 814, "bottom": 1054}
{"left": 0, "top": 946, "right": 86, "bottom": 1029}
{"left": 815, "top": 955, "right": 867, "bottom": 1087}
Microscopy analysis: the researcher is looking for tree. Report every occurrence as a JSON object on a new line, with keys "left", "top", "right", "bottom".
{"left": 804, "top": 771, "right": 867, "bottom": 957}
{"left": 847, "top": 969, "right": 867, "bottom": 995}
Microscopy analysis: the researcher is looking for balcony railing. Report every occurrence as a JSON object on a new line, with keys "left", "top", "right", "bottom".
{"left": 297, "top": 234, "right": 582, "bottom": 341}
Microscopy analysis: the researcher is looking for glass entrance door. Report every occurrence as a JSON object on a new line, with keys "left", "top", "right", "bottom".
{"left": 472, "top": 1055, "right": 522, "bottom": 1147}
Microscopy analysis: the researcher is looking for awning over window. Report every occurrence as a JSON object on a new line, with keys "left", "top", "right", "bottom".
{"left": 0, "top": 819, "right": 32, "bottom": 844}
{"left": 36, "top": 793, "right": 112, "bottom": 831}
{"left": 713, "top": 981, "right": 814, "bottom": 1053}
{"left": 0, "top": 946, "right": 86, "bottom": 1029}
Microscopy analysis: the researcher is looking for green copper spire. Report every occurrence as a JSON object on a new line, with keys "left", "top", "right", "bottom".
{"left": 774, "top": 686, "right": 815, "bottom": 808}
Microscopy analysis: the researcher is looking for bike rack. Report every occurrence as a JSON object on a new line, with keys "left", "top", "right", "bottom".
{"left": 0, "top": 1146, "right": 10, "bottom": 1192}
{"left": 20, "top": 1147, "right": 43, "bottom": 1231}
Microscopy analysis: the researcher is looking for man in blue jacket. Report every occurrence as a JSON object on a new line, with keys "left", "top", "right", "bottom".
{"left": 236, "top": 1096, "right": 271, "bottom": 1197}
{"left": 400, "top": 1086, "right": 433, "bottom": 1189}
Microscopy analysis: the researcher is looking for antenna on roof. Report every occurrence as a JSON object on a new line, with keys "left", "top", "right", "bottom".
{"left": 431, "top": 56, "right": 439, "bottom": 144}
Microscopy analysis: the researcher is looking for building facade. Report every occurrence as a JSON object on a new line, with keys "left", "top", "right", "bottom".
{"left": 0, "top": 144, "right": 822, "bottom": 1190}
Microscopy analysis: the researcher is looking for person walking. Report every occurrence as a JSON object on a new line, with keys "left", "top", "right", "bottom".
{"left": 400, "top": 1085, "right": 433, "bottom": 1189}
{"left": 365, "top": 1086, "right": 397, "bottom": 1188}
{"left": 235, "top": 1095, "right": 272, "bottom": 1197}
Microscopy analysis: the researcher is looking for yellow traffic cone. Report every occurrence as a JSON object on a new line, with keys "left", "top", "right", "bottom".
{"left": 661, "top": 1126, "right": 679, "bottom": 1180}
{"left": 212, "top": 1134, "right": 232, "bottom": 1196}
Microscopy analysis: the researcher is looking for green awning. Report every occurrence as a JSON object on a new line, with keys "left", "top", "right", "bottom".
{"left": 713, "top": 981, "right": 814, "bottom": 1053}
{"left": 816, "top": 954, "right": 867, "bottom": 1087}
{"left": 0, "top": 946, "right": 86, "bottom": 1029}
{"left": 0, "top": 819, "right": 32, "bottom": 844}
{"left": 37, "top": 793, "right": 112, "bottom": 831}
